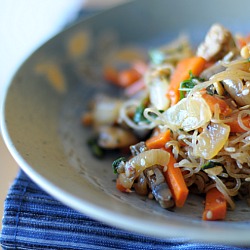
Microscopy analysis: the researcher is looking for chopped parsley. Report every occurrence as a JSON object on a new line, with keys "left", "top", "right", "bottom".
{"left": 112, "top": 157, "right": 126, "bottom": 174}
{"left": 133, "top": 99, "right": 149, "bottom": 124}
{"left": 87, "top": 137, "right": 104, "bottom": 158}
{"left": 133, "top": 98, "right": 163, "bottom": 124}
{"left": 202, "top": 161, "right": 224, "bottom": 170}
{"left": 179, "top": 71, "right": 205, "bottom": 99}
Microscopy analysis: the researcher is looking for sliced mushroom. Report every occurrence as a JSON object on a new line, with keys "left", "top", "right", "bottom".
{"left": 97, "top": 126, "right": 138, "bottom": 149}
{"left": 200, "top": 63, "right": 225, "bottom": 80}
{"left": 130, "top": 141, "right": 148, "bottom": 156}
{"left": 133, "top": 173, "right": 148, "bottom": 196}
{"left": 144, "top": 165, "right": 175, "bottom": 209}
{"left": 223, "top": 79, "right": 250, "bottom": 106}
{"left": 196, "top": 24, "right": 236, "bottom": 62}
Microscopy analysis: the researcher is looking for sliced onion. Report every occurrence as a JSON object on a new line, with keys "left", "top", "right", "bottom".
{"left": 119, "top": 149, "right": 170, "bottom": 189}
{"left": 193, "top": 123, "right": 230, "bottom": 160}
{"left": 93, "top": 96, "right": 123, "bottom": 125}
{"left": 128, "top": 149, "right": 170, "bottom": 177}
{"left": 148, "top": 78, "right": 171, "bottom": 110}
{"left": 118, "top": 173, "right": 134, "bottom": 189}
{"left": 162, "top": 95, "right": 212, "bottom": 132}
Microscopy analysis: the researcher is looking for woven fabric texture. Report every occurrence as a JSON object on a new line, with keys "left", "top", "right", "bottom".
{"left": 1, "top": 170, "right": 249, "bottom": 250}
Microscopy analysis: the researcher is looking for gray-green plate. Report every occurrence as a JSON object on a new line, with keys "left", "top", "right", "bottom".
{"left": 2, "top": 0, "right": 250, "bottom": 245}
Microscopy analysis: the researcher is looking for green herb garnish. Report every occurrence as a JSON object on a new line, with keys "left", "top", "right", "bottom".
{"left": 133, "top": 97, "right": 150, "bottom": 124}
{"left": 112, "top": 157, "right": 126, "bottom": 174}
{"left": 133, "top": 97, "right": 163, "bottom": 124}
{"left": 202, "top": 161, "right": 224, "bottom": 170}
{"left": 87, "top": 137, "right": 104, "bottom": 158}
{"left": 179, "top": 71, "right": 205, "bottom": 99}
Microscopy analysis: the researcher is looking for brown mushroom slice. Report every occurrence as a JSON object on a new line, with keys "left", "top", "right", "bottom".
{"left": 133, "top": 173, "right": 148, "bottom": 196}
{"left": 130, "top": 141, "right": 148, "bottom": 156}
{"left": 144, "top": 165, "right": 175, "bottom": 209}
{"left": 223, "top": 79, "right": 250, "bottom": 106}
{"left": 200, "top": 63, "right": 225, "bottom": 80}
{"left": 97, "top": 126, "right": 138, "bottom": 149}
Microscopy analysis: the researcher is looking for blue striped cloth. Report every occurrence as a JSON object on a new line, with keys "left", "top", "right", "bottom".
{"left": 1, "top": 169, "right": 250, "bottom": 250}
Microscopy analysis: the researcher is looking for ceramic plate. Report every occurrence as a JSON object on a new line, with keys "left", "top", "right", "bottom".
{"left": 2, "top": 0, "right": 250, "bottom": 244}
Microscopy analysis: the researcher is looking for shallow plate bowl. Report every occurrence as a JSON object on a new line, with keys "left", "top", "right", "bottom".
{"left": 2, "top": 0, "right": 250, "bottom": 244}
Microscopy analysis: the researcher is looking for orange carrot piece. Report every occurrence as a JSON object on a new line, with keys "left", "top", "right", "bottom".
{"left": 201, "top": 93, "right": 232, "bottom": 116}
{"left": 116, "top": 178, "right": 129, "bottom": 193}
{"left": 132, "top": 60, "right": 148, "bottom": 75}
{"left": 237, "top": 37, "right": 247, "bottom": 49}
{"left": 163, "top": 152, "right": 189, "bottom": 207}
{"left": 166, "top": 56, "right": 206, "bottom": 105}
{"left": 118, "top": 68, "right": 142, "bottom": 87}
{"left": 124, "top": 79, "right": 145, "bottom": 96}
{"left": 202, "top": 187, "right": 227, "bottom": 221}
{"left": 104, "top": 66, "right": 119, "bottom": 84}
{"left": 104, "top": 66, "right": 142, "bottom": 88}
{"left": 236, "top": 34, "right": 250, "bottom": 48}
{"left": 145, "top": 129, "right": 171, "bottom": 149}
{"left": 226, "top": 115, "right": 250, "bottom": 133}
{"left": 81, "top": 112, "right": 93, "bottom": 126}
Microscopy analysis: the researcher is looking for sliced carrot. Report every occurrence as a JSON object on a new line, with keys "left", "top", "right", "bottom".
{"left": 226, "top": 115, "right": 250, "bottom": 132}
{"left": 104, "top": 66, "right": 119, "bottom": 84}
{"left": 237, "top": 36, "right": 247, "bottom": 49}
{"left": 163, "top": 152, "right": 189, "bottom": 207}
{"left": 201, "top": 93, "right": 232, "bottom": 116}
{"left": 117, "top": 68, "right": 142, "bottom": 87}
{"left": 81, "top": 112, "right": 93, "bottom": 126}
{"left": 145, "top": 129, "right": 171, "bottom": 149}
{"left": 116, "top": 178, "right": 130, "bottom": 193}
{"left": 202, "top": 187, "right": 227, "bottom": 221}
{"left": 104, "top": 66, "right": 142, "bottom": 88}
{"left": 132, "top": 60, "right": 148, "bottom": 75}
{"left": 124, "top": 79, "right": 145, "bottom": 96}
{"left": 236, "top": 34, "right": 250, "bottom": 48}
{"left": 166, "top": 56, "right": 206, "bottom": 105}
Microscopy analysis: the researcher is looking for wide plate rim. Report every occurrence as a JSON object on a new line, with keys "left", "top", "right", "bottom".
{"left": 2, "top": 0, "right": 250, "bottom": 245}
